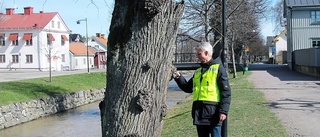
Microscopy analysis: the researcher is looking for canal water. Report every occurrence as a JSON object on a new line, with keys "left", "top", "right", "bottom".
{"left": 0, "top": 102, "right": 102, "bottom": 137}
{"left": 0, "top": 74, "right": 192, "bottom": 137}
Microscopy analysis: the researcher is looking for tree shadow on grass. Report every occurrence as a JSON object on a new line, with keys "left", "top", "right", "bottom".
{"left": 1, "top": 81, "right": 68, "bottom": 99}
{"left": 167, "top": 110, "right": 191, "bottom": 119}
{"left": 266, "top": 98, "right": 320, "bottom": 112}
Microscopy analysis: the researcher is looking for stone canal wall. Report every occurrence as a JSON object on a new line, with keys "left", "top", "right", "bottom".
{"left": 0, "top": 88, "right": 105, "bottom": 130}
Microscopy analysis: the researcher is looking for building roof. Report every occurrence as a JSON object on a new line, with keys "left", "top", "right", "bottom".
{"left": 89, "top": 47, "right": 105, "bottom": 53}
{"left": 94, "top": 36, "right": 108, "bottom": 46}
{"left": 69, "top": 42, "right": 95, "bottom": 55}
{"left": 274, "top": 30, "right": 287, "bottom": 41}
{"left": 0, "top": 7, "right": 70, "bottom": 32}
{"left": 92, "top": 33, "right": 108, "bottom": 47}
{"left": 286, "top": 0, "right": 320, "bottom": 7}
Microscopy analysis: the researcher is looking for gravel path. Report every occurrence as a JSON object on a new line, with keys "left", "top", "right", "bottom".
{"left": 248, "top": 64, "right": 320, "bottom": 137}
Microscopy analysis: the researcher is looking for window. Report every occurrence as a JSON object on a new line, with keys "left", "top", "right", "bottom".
{"left": 61, "top": 37, "right": 65, "bottom": 45}
{"left": 101, "top": 55, "right": 105, "bottom": 62}
{"left": 312, "top": 38, "right": 320, "bottom": 47}
{"left": 12, "top": 55, "right": 19, "bottom": 63}
{"left": 23, "top": 33, "right": 33, "bottom": 45}
{"left": 58, "top": 21, "right": 61, "bottom": 29}
{"left": 61, "top": 35, "right": 68, "bottom": 45}
{"left": 51, "top": 21, "right": 55, "bottom": 28}
{"left": 47, "top": 33, "right": 55, "bottom": 45}
{"left": 9, "top": 33, "right": 18, "bottom": 46}
{"left": 61, "top": 54, "right": 65, "bottom": 62}
{"left": 0, "top": 34, "right": 5, "bottom": 46}
{"left": 311, "top": 11, "right": 320, "bottom": 24}
{"left": 83, "top": 58, "right": 86, "bottom": 65}
{"left": 0, "top": 55, "right": 5, "bottom": 63}
{"left": 26, "top": 55, "right": 33, "bottom": 63}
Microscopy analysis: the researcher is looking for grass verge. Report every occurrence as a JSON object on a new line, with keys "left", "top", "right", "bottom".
{"left": 162, "top": 71, "right": 288, "bottom": 137}
{"left": 0, "top": 72, "right": 106, "bottom": 106}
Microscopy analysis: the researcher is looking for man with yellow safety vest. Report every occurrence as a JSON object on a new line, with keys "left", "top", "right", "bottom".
{"left": 173, "top": 42, "right": 231, "bottom": 137}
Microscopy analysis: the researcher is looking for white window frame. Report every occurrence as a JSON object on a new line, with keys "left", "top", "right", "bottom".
{"left": 0, "top": 55, "right": 5, "bottom": 63}
{"left": 61, "top": 54, "right": 65, "bottom": 62}
{"left": 51, "top": 21, "right": 55, "bottom": 28}
{"left": 26, "top": 54, "right": 33, "bottom": 63}
{"left": 12, "top": 55, "right": 19, "bottom": 63}
{"left": 0, "top": 35, "right": 5, "bottom": 46}
{"left": 311, "top": 38, "right": 320, "bottom": 47}
{"left": 311, "top": 11, "right": 320, "bottom": 24}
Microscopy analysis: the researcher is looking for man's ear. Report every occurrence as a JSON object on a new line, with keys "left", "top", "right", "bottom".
{"left": 205, "top": 51, "right": 209, "bottom": 56}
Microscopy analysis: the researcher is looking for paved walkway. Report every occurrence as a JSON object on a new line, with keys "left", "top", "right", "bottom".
{"left": 248, "top": 64, "right": 320, "bottom": 137}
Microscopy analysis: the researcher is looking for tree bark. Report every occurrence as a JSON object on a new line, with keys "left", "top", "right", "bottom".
{"left": 100, "top": 0, "right": 185, "bottom": 137}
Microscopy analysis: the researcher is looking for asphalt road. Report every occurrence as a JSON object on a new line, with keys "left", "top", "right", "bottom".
{"left": 248, "top": 64, "right": 320, "bottom": 137}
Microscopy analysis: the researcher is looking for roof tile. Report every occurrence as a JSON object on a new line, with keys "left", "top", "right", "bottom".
{"left": 0, "top": 11, "right": 57, "bottom": 30}
{"left": 70, "top": 42, "right": 95, "bottom": 55}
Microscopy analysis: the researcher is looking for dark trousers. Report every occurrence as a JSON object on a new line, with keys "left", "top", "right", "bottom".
{"left": 196, "top": 125, "right": 221, "bottom": 137}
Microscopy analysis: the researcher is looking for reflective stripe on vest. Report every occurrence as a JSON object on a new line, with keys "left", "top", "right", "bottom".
{"left": 192, "top": 64, "right": 220, "bottom": 102}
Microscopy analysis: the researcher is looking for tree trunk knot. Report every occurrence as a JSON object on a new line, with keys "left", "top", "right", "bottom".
{"left": 135, "top": 89, "right": 153, "bottom": 111}
{"left": 141, "top": 61, "right": 154, "bottom": 72}
{"left": 124, "top": 133, "right": 142, "bottom": 137}
{"left": 138, "top": 0, "right": 163, "bottom": 20}
{"left": 161, "top": 104, "right": 167, "bottom": 118}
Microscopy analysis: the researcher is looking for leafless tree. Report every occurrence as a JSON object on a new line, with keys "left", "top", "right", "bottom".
{"left": 226, "top": 0, "right": 268, "bottom": 63}
{"left": 100, "top": 0, "right": 185, "bottom": 137}
{"left": 272, "top": 0, "right": 286, "bottom": 33}
{"left": 177, "top": 0, "right": 269, "bottom": 59}
{"left": 179, "top": 0, "right": 216, "bottom": 42}
{"left": 37, "top": 36, "right": 61, "bottom": 82}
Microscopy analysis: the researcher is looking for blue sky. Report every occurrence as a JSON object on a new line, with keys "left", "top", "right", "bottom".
{"left": 261, "top": 0, "right": 282, "bottom": 39}
{"left": 1, "top": 0, "right": 280, "bottom": 39}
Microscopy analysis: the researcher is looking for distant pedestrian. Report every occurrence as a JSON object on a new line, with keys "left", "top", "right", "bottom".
{"left": 243, "top": 61, "right": 248, "bottom": 75}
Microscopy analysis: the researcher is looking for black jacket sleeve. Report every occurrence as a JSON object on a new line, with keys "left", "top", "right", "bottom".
{"left": 174, "top": 74, "right": 193, "bottom": 93}
{"left": 217, "top": 65, "right": 231, "bottom": 115}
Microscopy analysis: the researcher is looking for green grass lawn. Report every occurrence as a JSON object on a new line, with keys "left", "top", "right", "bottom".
{"left": 0, "top": 72, "right": 106, "bottom": 106}
{"left": 162, "top": 71, "right": 288, "bottom": 137}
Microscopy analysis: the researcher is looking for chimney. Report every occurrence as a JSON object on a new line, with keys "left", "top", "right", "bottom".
{"left": 96, "top": 33, "right": 101, "bottom": 38}
{"left": 6, "top": 8, "right": 14, "bottom": 15}
{"left": 24, "top": 7, "right": 34, "bottom": 15}
{"left": 101, "top": 34, "right": 105, "bottom": 39}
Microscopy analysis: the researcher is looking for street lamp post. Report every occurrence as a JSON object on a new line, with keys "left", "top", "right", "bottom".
{"left": 222, "top": 0, "right": 228, "bottom": 136}
{"left": 77, "top": 18, "right": 89, "bottom": 73}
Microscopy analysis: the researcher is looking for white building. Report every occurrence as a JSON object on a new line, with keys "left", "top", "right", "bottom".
{"left": 89, "top": 33, "right": 107, "bottom": 69}
{"left": 273, "top": 30, "right": 287, "bottom": 64}
{"left": 284, "top": 0, "right": 320, "bottom": 70}
{"left": 266, "top": 36, "right": 276, "bottom": 63}
{"left": 69, "top": 42, "right": 95, "bottom": 70}
{"left": 266, "top": 30, "right": 287, "bottom": 64}
{"left": 0, "top": 7, "right": 71, "bottom": 71}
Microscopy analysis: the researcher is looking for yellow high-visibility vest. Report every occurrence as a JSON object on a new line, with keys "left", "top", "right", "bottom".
{"left": 192, "top": 64, "right": 220, "bottom": 102}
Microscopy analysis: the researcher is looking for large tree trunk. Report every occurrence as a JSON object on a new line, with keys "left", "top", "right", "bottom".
{"left": 100, "top": 0, "right": 185, "bottom": 137}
